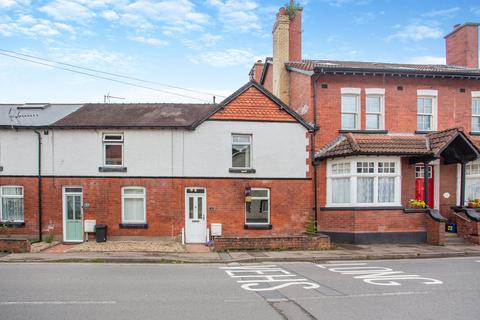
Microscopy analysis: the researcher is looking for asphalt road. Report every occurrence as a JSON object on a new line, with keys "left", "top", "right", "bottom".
{"left": 1, "top": 257, "right": 479, "bottom": 320}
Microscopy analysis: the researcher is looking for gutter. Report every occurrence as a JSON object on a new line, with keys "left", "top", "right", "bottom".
{"left": 33, "top": 130, "right": 42, "bottom": 242}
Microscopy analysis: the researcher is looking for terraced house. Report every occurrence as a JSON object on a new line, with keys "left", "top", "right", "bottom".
{"left": 0, "top": 82, "right": 324, "bottom": 249}
{"left": 251, "top": 6, "right": 480, "bottom": 244}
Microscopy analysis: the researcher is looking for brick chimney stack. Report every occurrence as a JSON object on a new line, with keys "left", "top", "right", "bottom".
{"left": 272, "top": 5, "right": 302, "bottom": 104}
{"left": 249, "top": 60, "right": 264, "bottom": 83}
{"left": 445, "top": 23, "right": 479, "bottom": 68}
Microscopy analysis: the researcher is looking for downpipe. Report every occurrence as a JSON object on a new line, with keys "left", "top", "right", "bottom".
{"left": 34, "top": 130, "right": 42, "bottom": 242}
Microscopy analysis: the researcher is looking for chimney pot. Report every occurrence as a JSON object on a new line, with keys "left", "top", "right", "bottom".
{"left": 278, "top": 7, "right": 286, "bottom": 15}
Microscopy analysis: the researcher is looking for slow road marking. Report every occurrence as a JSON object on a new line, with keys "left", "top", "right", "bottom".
{"left": 221, "top": 265, "right": 320, "bottom": 291}
{"left": 317, "top": 262, "right": 443, "bottom": 286}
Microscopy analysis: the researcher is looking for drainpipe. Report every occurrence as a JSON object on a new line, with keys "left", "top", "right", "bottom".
{"left": 312, "top": 72, "right": 321, "bottom": 230}
{"left": 459, "top": 161, "right": 466, "bottom": 207}
{"left": 423, "top": 159, "right": 430, "bottom": 209}
{"left": 34, "top": 130, "right": 42, "bottom": 242}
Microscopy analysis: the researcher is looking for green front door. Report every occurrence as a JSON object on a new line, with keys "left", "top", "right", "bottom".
{"left": 64, "top": 188, "right": 83, "bottom": 242}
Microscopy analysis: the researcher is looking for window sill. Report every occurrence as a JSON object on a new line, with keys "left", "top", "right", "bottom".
{"left": 0, "top": 222, "right": 25, "bottom": 227}
{"left": 339, "top": 130, "right": 388, "bottom": 134}
{"left": 99, "top": 166, "right": 127, "bottom": 172}
{"left": 244, "top": 224, "right": 272, "bottom": 230}
{"left": 320, "top": 206, "right": 404, "bottom": 211}
{"left": 415, "top": 130, "right": 436, "bottom": 134}
{"left": 469, "top": 132, "right": 480, "bottom": 136}
{"left": 403, "top": 208, "right": 428, "bottom": 213}
{"left": 119, "top": 223, "right": 148, "bottom": 229}
{"left": 229, "top": 168, "right": 256, "bottom": 174}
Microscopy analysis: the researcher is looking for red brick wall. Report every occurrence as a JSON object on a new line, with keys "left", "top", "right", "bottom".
{"left": 262, "top": 64, "right": 273, "bottom": 93}
{"left": 214, "top": 234, "right": 330, "bottom": 251}
{"left": 0, "top": 176, "right": 312, "bottom": 240}
{"left": 313, "top": 75, "right": 480, "bottom": 148}
{"left": 439, "top": 162, "right": 458, "bottom": 219}
{"left": 289, "top": 71, "right": 313, "bottom": 122}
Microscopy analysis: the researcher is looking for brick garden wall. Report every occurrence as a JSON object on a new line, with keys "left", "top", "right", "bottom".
{"left": 214, "top": 234, "right": 330, "bottom": 251}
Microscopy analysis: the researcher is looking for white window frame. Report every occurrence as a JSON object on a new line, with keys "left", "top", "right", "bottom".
{"left": 0, "top": 185, "right": 24, "bottom": 223}
{"left": 121, "top": 186, "right": 146, "bottom": 224}
{"left": 416, "top": 90, "right": 438, "bottom": 132}
{"left": 232, "top": 134, "right": 253, "bottom": 169}
{"left": 341, "top": 88, "right": 361, "bottom": 130}
{"left": 245, "top": 188, "right": 270, "bottom": 225}
{"left": 103, "top": 133, "right": 124, "bottom": 167}
{"left": 365, "top": 88, "right": 385, "bottom": 130}
{"left": 326, "top": 157, "right": 401, "bottom": 207}
{"left": 472, "top": 96, "right": 480, "bottom": 133}
{"left": 458, "top": 160, "right": 480, "bottom": 205}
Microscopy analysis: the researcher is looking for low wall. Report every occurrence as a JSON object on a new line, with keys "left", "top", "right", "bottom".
{"left": 0, "top": 238, "right": 31, "bottom": 253}
{"left": 213, "top": 234, "right": 331, "bottom": 251}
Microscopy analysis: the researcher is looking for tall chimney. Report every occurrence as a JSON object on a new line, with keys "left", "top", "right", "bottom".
{"left": 272, "top": 5, "right": 302, "bottom": 104}
{"left": 445, "top": 23, "right": 479, "bottom": 68}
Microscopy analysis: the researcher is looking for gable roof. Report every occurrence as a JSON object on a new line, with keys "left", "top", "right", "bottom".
{"left": 52, "top": 103, "right": 215, "bottom": 129}
{"left": 285, "top": 59, "right": 480, "bottom": 79}
{"left": 195, "top": 81, "right": 313, "bottom": 130}
{"left": 316, "top": 127, "right": 480, "bottom": 160}
{"left": 0, "top": 103, "right": 83, "bottom": 128}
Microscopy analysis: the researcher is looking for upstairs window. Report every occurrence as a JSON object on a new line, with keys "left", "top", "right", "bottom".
{"left": 416, "top": 90, "right": 437, "bottom": 132}
{"left": 472, "top": 98, "right": 480, "bottom": 132}
{"left": 232, "top": 134, "right": 252, "bottom": 168}
{"left": 341, "top": 95, "right": 360, "bottom": 130}
{"left": 246, "top": 188, "right": 270, "bottom": 225}
{"left": 0, "top": 186, "right": 24, "bottom": 222}
{"left": 103, "top": 133, "right": 123, "bottom": 166}
{"left": 366, "top": 94, "right": 384, "bottom": 130}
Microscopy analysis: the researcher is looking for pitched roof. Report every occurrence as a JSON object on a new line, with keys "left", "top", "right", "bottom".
{"left": 200, "top": 81, "right": 313, "bottom": 130}
{"left": 316, "top": 127, "right": 480, "bottom": 160}
{"left": 0, "top": 103, "right": 83, "bottom": 128}
{"left": 286, "top": 59, "right": 480, "bottom": 78}
{"left": 52, "top": 103, "right": 215, "bottom": 129}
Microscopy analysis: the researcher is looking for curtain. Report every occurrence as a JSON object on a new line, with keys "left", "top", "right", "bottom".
{"left": 466, "top": 177, "right": 480, "bottom": 202}
{"left": 357, "top": 177, "right": 374, "bottom": 203}
{"left": 2, "top": 198, "right": 24, "bottom": 221}
{"left": 378, "top": 177, "right": 395, "bottom": 203}
{"left": 124, "top": 198, "right": 145, "bottom": 222}
{"left": 332, "top": 178, "right": 350, "bottom": 203}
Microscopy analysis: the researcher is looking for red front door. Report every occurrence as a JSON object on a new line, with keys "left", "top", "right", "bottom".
{"left": 415, "top": 165, "right": 434, "bottom": 207}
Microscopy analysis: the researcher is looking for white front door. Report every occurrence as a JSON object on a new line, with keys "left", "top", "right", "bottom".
{"left": 185, "top": 188, "right": 207, "bottom": 243}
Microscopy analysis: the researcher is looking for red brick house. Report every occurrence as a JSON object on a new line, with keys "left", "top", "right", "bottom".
{"left": 252, "top": 6, "right": 480, "bottom": 244}
{"left": 1, "top": 82, "right": 332, "bottom": 249}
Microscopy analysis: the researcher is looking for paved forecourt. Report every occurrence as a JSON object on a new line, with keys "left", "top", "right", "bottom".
{"left": 1, "top": 258, "right": 480, "bottom": 320}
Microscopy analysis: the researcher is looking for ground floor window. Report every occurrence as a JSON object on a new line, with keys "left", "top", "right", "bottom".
{"left": 0, "top": 186, "right": 24, "bottom": 222}
{"left": 122, "top": 187, "right": 146, "bottom": 224}
{"left": 327, "top": 157, "right": 401, "bottom": 207}
{"left": 466, "top": 160, "right": 480, "bottom": 202}
{"left": 246, "top": 188, "right": 270, "bottom": 224}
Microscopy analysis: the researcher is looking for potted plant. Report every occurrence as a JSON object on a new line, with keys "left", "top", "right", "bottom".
{"left": 467, "top": 198, "right": 480, "bottom": 208}
{"left": 409, "top": 199, "right": 426, "bottom": 209}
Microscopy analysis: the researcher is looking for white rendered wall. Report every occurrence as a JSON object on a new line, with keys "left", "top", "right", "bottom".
{"left": 1, "top": 120, "right": 309, "bottom": 178}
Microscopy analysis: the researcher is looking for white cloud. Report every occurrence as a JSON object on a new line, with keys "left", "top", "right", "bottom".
{"left": 387, "top": 24, "right": 443, "bottom": 42}
{"left": 407, "top": 56, "right": 446, "bottom": 65}
{"left": 423, "top": 7, "right": 460, "bottom": 18}
{"left": 0, "top": 14, "right": 75, "bottom": 37}
{"left": 39, "top": 0, "right": 96, "bottom": 22}
{"left": 192, "top": 48, "right": 257, "bottom": 67}
{"left": 128, "top": 36, "right": 168, "bottom": 46}
{"left": 101, "top": 10, "right": 119, "bottom": 21}
{"left": 207, "top": 0, "right": 261, "bottom": 33}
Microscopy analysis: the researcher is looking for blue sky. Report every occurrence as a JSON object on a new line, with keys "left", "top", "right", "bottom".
{"left": 0, "top": 0, "right": 479, "bottom": 103}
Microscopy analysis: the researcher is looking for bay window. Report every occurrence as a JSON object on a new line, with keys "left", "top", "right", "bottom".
{"left": 327, "top": 157, "right": 401, "bottom": 207}
{"left": 0, "top": 186, "right": 24, "bottom": 222}
{"left": 465, "top": 160, "right": 480, "bottom": 203}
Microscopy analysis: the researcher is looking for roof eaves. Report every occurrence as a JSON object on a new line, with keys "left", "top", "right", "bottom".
{"left": 285, "top": 65, "right": 314, "bottom": 76}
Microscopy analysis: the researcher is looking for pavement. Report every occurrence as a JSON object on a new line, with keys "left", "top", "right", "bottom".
{"left": 2, "top": 242, "right": 480, "bottom": 264}
{"left": 1, "top": 257, "right": 480, "bottom": 319}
